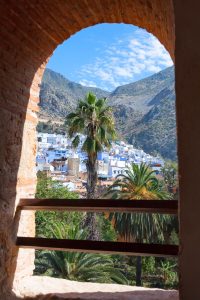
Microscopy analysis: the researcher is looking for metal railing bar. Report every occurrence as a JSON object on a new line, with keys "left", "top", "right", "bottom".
{"left": 16, "top": 237, "right": 179, "bottom": 257}
{"left": 18, "top": 199, "right": 178, "bottom": 214}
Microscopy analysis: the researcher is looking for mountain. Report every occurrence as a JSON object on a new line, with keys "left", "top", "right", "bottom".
{"left": 39, "top": 69, "right": 109, "bottom": 120}
{"left": 109, "top": 67, "right": 174, "bottom": 113}
{"left": 108, "top": 67, "right": 176, "bottom": 160}
{"left": 38, "top": 67, "right": 177, "bottom": 160}
{"left": 129, "top": 86, "right": 176, "bottom": 159}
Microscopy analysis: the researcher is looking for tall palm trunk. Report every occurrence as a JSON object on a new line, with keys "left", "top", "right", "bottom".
{"left": 136, "top": 256, "right": 142, "bottom": 286}
{"left": 84, "top": 154, "right": 99, "bottom": 240}
{"left": 118, "top": 234, "right": 142, "bottom": 286}
{"left": 83, "top": 212, "right": 100, "bottom": 241}
{"left": 86, "top": 155, "right": 97, "bottom": 199}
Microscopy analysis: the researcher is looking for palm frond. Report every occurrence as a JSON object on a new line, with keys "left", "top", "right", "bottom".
{"left": 35, "top": 222, "right": 126, "bottom": 284}
{"left": 104, "top": 162, "right": 171, "bottom": 242}
{"left": 95, "top": 98, "right": 106, "bottom": 108}
{"left": 86, "top": 92, "right": 96, "bottom": 105}
{"left": 82, "top": 136, "right": 96, "bottom": 154}
{"left": 72, "top": 135, "right": 80, "bottom": 148}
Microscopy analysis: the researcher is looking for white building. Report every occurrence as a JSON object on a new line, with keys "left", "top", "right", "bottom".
{"left": 36, "top": 162, "right": 54, "bottom": 172}
{"left": 108, "top": 159, "right": 127, "bottom": 177}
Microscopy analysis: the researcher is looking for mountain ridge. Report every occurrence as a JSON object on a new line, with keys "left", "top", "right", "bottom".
{"left": 38, "top": 67, "right": 177, "bottom": 160}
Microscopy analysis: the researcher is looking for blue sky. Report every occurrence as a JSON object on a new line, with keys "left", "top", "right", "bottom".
{"left": 47, "top": 24, "right": 173, "bottom": 91}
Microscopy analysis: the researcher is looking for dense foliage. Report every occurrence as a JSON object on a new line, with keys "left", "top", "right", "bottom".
{"left": 35, "top": 172, "right": 125, "bottom": 284}
{"left": 35, "top": 171, "right": 80, "bottom": 238}
{"left": 105, "top": 163, "right": 176, "bottom": 286}
{"left": 161, "top": 161, "right": 178, "bottom": 196}
{"left": 34, "top": 170, "right": 178, "bottom": 289}
{"left": 35, "top": 222, "right": 127, "bottom": 284}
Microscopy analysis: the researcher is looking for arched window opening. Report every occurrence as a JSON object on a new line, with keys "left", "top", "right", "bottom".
{"left": 31, "top": 23, "right": 179, "bottom": 292}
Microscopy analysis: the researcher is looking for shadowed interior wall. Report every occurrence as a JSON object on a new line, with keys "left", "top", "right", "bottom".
{"left": 174, "top": 2, "right": 200, "bottom": 300}
{"left": 2, "top": 1, "right": 198, "bottom": 299}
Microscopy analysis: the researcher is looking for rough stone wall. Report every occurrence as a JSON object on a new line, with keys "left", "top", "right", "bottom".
{"left": 0, "top": 0, "right": 174, "bottom": 297}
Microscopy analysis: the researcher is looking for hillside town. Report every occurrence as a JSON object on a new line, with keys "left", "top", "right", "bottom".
{"left": 36, "top": 132, "right": 164, "bottom": 195}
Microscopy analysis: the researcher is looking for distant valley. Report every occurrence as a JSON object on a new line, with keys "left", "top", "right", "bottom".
{"left": 38, "top": 67, "right": 177, "bottom": 161}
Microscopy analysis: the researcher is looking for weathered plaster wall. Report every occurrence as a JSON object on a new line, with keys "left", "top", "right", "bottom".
{"left": 0, "top": 0, "right": 177, "bottom": 298}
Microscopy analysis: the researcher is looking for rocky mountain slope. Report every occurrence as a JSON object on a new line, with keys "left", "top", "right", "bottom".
{"left": 38, "top": 67, "right": 177, "bottom": 160}
{"left": 108, "top": 67, "right": 176, "bottom": 160}
{"left": 39, "top": 69, "right": 109, "bottom": 119}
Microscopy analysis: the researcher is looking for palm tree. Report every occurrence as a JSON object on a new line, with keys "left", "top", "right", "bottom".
{"left": 106, "top": 163, "right": 170, "bottom": 201}
{"left": 66, "top": 93, "right": 116, "bottom": 240}
{"left": 66, "top": 92, "right": 116, "bottom": 199}
{"left": 35, "top": 222, "right": 127, "bottom": 285}
{"left": 105, "top": 163, "right": 171, "bottom": 286}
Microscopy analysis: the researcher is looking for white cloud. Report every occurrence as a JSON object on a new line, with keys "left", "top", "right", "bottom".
{"left": 147, "top": 65, "right": 162, "bottom": 73}
{"left": 97, "top": 70, "right": 111, "bottom": 81}
{"left": 77, "top": 28, "right": 173, "bottom": 91}
{"left": 79, "top": 79, "right": 97, "bottom": 88}
{"left": 114, "top": 66, "right": 133, "bottom": 77}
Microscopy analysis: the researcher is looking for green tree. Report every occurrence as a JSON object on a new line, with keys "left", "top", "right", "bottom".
{"left": 161, "top": 161, "right": 178, "bottom": 195}
{"left": 158, "top": 259, "right": 178, "bottom": 288}
{"left": 66, "top": 92, "right": 116, "bottom": 199}
{"left": 105, "top": 163, "right": 171, "bottom": 286}
{"left": 35, "top": 222, "right": 127, "bottom": 285}
{"left": 35, "top": 171, "right": 81, "bottom": 238}
{"left": 36, "top": 171, "right": 79, "bottom": 199}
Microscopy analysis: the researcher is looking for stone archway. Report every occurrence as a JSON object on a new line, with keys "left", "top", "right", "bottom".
{"left": 0, "top": 0, "right": 175, "bottom": 297}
